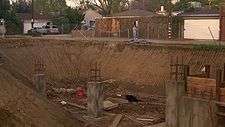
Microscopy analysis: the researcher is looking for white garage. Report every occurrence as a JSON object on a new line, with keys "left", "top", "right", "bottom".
{"left": 179, "top": 11, "right": 220, "bottom": 40}
{"left": 184, "top": 18, "right": 220, "bottom": 40}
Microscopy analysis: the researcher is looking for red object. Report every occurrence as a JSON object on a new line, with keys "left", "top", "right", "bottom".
{"left": 75, "top": 87, "right": 85, "bottom": 99}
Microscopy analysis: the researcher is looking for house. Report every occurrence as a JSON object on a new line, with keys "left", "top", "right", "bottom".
{"left": 83, "top": 9, "right": 102, "bottom": 28}
{"left": 178, "top": 8, "right": 220, "bottom": 40}
{"left": 18, "top": 13, "right": 51, "bottom": 34}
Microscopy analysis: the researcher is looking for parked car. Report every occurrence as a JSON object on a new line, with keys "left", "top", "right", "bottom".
{"left": 28, "top": 27, "right": 48, "bottom": 35}
{"left": 44, "top": 25, "right": 60, "bottom": 34}
{"left": 28, "top": 25, "right": 60, "bottom": 35}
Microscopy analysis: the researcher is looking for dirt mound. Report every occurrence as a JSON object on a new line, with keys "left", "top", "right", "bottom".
{"left": 0, "top": 68, "right": 83, "bottom": 127}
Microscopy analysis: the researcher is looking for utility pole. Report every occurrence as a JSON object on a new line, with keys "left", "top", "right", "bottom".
{"left": 31, "top": 0, "right": 34, "bottom": 28}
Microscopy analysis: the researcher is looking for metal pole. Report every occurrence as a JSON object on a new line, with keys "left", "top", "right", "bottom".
{"left": 31, "top": 0, "right": 34, "bottom": 28}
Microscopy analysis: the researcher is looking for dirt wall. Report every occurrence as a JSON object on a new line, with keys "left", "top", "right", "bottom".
{"left": 1, "top": 38, "right": 225, "bottom": 95}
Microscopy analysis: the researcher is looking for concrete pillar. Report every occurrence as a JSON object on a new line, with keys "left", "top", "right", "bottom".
{"left": 87, "top": 82, "right": 104, "bottom": 118}
{"left": 166, "top": 80, "right": 186, "bottom": 127}
{"left": 34, "top": 74, "right": 46, "bottom": 96}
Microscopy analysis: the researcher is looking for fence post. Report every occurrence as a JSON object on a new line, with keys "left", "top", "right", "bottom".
{"left": 128, "top": 29, "right": 130, "bottom": 39}
{"left": 216, "top": 69, "right": 222, "bottom": 101}
{"left": 147, "top": 23, "right": 150, "bottom": 39}
{"left": 184, "top": 65, "right": 190, "bottom": 92}
{"left": 223, "top": 63, "right": 225, "bottom": 83}
{"left": 205, "top": 65, "right": 210, "bottom": 78}
{"left": 119, "top": 29, "right": 121, "bottom": 38}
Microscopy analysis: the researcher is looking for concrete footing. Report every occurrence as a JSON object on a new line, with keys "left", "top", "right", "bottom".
{"left": 34, "top": 74, "right": 46, "bottom": 96}
{"left": 87, "top": 82, "right": 104, "bottom": 118}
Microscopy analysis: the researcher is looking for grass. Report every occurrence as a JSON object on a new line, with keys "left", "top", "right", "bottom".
{"left": 192, "top": 43, "right": 225, "bottom": 51}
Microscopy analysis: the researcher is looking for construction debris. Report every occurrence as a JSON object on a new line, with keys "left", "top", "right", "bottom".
{"left": 103, "top": 101, "right": 119, "bottom": 111}
{"left": 107, "top": 97, "right": 129, "bottom": 104}
{"left": 109, "top": 114, "right": 123, "bottom": 127}
{"left": 53, "top": 88, "right": 76, "bottom": 93}
{"left": 136, "top": 117, "right": 156, "bottom": 122}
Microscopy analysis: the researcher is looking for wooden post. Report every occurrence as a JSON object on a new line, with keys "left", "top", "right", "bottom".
{"left": 87, "top": 82, "right": 104, "bottom": 118}
{"left": 118, "top": 29, "right": 121, "bottom": 38}
{"left": 223, "top": 63, "right": 225, "bottom": 83}
{"left": 34, "top": 74, "right": 46, "bottom": 96}
{"left": 128, "top": 29, "right": 130, "bottom": 39}
{"left": 184, "top": 65, "right": 190, "bottom": 92}
{"left": 205, "top": 65, "right": 210, "bottom": 78}
{"left": 216, "top": 69, "right": 222, "bottom": 101}
{"left": 147, "top": 23, "right": 150, "bottom": 39}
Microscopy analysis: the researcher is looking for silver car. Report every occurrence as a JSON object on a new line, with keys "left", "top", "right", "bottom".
{"left": 28, "top": 27, "right": 48, "bottom": 35}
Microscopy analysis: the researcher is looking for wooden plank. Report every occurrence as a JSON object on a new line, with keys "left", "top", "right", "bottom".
{"left": 187, "top": 77, "right": 216, "bottom": 87}
{"left": 67, "top": 102, "right": 87, "bottom": 110}
{"left": 216, "top": 112, "right": 225, "bottom": 117}
{"left": 109, "top": 114, "right": 123, "bottom": 127}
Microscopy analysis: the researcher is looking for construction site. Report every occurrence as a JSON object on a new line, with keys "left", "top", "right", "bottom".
{"left": 0, "top": 37, "right": 224, "bottom": 127}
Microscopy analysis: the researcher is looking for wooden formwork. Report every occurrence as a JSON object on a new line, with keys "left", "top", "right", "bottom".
{"left": 184, "top": 65, "right": 225, "bottom": 102}
{"left": 95, "top": 16, "right": 170, "bottom": 39}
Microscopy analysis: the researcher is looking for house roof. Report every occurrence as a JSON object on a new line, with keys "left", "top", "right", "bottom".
{"left": 178, "top": 8, "right": 219, "bottom": 17}
{"left": 84, "top": 9, "right": 102, "bottom": 21}
{"left": 17, "top": 13, "right": 52, "bottom": 21}
{"left": 112, "top": 9, "right": 157, "bottom": 17}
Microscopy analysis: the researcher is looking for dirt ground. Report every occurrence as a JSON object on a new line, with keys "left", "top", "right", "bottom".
{"left": 1, "top": 37, "right": 225, "bottom": 126}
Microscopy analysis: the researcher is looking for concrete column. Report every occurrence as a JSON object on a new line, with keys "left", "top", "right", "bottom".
{"left": 87, "top": 82, "right": 104, "bottom": 118}
{"left": 34, "top": 74, "right": 46, "bottom": 96}
{"left": 166, "top": 80, "right": 185, "bottom": 127}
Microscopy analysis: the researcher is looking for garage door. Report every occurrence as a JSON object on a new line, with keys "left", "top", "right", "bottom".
{"left": 184, "top": 19, "right": 219, "bottom": 40}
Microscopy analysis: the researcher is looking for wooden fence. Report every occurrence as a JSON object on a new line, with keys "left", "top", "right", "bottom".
{"left": 95, "top": 16, "right": 171, "bottom": 39}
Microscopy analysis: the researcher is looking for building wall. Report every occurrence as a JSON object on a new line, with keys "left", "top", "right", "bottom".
{"left": 23, "top": 20, "right": 48, "bottom": 34}
{"left": 184, "top": 19, "right": 220, "bottom": 40}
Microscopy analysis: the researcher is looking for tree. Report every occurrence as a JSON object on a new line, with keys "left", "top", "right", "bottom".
{"left": 0, "top": 0, "right": 22, "bottom": 34}
{"left": 34, "top": 0, "right": 67, "bottom": 14}
{"left": 12, "top": 0, "right": 31, "bottom": 13}
{"left": 173, "top": 0, "right": 224, "bottom": 11}
{"left": 0, "top": 0, "right": 10, "bottom": 11}
{"left": 64, "top": 7, "right": 84, "bottom": 28}
{"left": 130, "top": 0, "right": 172, "bottom": 12}
{"left": 52, "top": 7, "right": 84, "bottom": 33}
{"left": 77, "top": 0, "right": 129, "bottom": 16}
